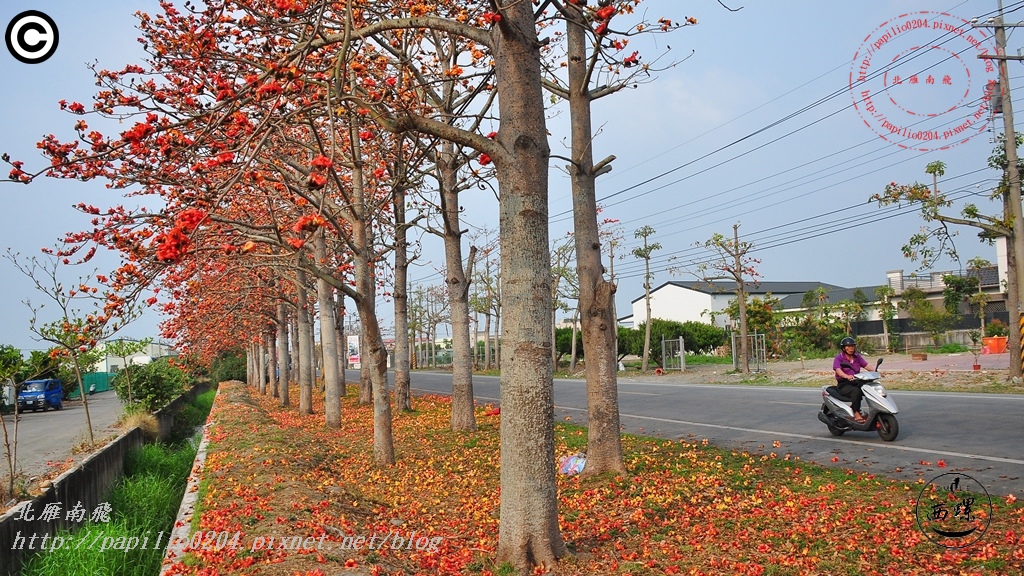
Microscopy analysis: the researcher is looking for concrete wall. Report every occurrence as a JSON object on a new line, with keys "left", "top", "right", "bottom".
{"left": 0, "top": 382, "right": 211, "bottom": 575}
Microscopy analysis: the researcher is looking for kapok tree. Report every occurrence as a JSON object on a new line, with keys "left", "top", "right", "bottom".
{"left": 873, "top": 157, "right": 1022, "bottom": 379}
{"left": 540, "top": 0, "right": 698, "bottom": 476}
{"left": 7, "top": 0, "right": 568, "bottom": 568}
{"left": 6, "top": 249, "right": 139, "bottom": 444}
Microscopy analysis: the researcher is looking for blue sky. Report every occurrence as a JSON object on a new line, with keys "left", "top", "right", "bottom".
{"left": 1, "top": 1, "right": 1019, "bottom": 352}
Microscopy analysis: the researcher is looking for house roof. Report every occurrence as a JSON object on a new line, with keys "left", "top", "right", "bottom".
{"left": 633, "top": 280, "right": 844, "bottom": 304}
{"left": 777, "top": 285, "right": 886, "bottom": 310}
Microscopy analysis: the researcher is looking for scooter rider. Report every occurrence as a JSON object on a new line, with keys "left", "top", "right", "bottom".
{"left": 833, "top": 337, "right": 869, "bottom": 423}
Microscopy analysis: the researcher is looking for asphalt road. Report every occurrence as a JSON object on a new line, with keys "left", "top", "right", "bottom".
{"left": 408, "top": 371, "right": 1024, "bottom": 498}
{"left": 1, "top": 391, "right": 125, "bottom": 481}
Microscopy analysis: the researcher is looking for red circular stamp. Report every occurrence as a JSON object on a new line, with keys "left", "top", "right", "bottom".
{"left": 850, "top": 11, "right": 998, "bottom": 152}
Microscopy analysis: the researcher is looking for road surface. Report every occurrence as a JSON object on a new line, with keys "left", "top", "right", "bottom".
{"left": 1, "top": 390, "right": 125, "bottom": 482}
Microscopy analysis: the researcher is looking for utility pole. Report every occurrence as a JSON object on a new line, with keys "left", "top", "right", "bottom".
{"left": 977, "top": 0, "right": 1024, "bottom": 380}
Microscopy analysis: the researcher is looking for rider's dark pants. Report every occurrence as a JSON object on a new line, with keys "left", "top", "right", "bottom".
{"left": 837, "top": 382, "right": 864, "bottom": 413}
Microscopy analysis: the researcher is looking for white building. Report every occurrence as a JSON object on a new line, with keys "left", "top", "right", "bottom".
{"left": 621, "top": 280, "right": 844, "bottom": 329}
{"left": 92, "top": 339, "right": 177, "bottom": 372}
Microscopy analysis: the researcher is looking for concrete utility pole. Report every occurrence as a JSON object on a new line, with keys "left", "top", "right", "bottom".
{"left": 977, "top": 0, "right": 1024, "bottom": 379}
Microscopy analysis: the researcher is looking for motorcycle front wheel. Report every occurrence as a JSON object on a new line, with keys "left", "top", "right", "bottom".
{"left": 876, "top": 413, "right": 899, "bottom": 441}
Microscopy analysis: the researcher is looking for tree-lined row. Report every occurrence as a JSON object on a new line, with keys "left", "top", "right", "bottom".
{"left": 4, "top": 1, "right": 697, "bottom": 570}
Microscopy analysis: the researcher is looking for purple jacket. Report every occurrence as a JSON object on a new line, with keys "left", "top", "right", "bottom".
{"left": 833, "top": 352, "right": 868, "bottom": 383}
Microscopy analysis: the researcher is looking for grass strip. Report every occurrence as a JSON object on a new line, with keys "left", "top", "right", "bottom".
{"left": 20, "top": 388, "right": 215, "bottom": 576}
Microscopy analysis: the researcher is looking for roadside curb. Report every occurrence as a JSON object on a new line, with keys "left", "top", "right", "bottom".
{"left": 159, "top": 387, "right": 218, "bottom": 574}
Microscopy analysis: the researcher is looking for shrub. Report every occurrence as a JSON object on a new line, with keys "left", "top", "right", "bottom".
{"left": 985, "top": 319, "right": 1009, "bottom": 337}
{"left": 112, "top": 358, "right": 186, "bottom": 413}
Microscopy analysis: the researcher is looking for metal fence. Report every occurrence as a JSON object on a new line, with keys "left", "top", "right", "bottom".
{"left": 732, "top": 332, "right": 767, "bottom": 373}
{"left": 661, "top": 337, "right": 686, "bottom": 371}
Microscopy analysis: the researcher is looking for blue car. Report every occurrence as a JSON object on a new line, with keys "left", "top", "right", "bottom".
{"left": 17, "top": 379, "right": 64, "bottom": 412}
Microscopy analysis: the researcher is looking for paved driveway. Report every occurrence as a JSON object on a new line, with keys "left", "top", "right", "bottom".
{"left": 1, "top": 390, "right": 125, "bottom": 482}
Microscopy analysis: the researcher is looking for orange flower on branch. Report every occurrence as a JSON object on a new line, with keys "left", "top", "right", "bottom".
{"left": 595, "top": 5, "right": 616, "bottom": 20}
{"left": 292, "top": 214, "right": 327, "bottom": 233}
{"left": 310, "top": 155, "right": 332, "bottom": 170}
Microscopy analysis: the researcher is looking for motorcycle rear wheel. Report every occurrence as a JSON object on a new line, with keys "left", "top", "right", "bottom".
{"left": 876, "top": 413, "right": 899, "bottom": 441}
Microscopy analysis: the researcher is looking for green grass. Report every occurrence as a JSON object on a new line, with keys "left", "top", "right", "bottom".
{"left": 20, "top": 389, "right": 213, "bottom": 576}
{"left": 684, "top": 354, "right": 734, "bottom": 365}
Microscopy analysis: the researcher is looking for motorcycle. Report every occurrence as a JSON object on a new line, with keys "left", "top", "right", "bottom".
{"left": 817, "top": 358, "right": 899, "bottom": 441}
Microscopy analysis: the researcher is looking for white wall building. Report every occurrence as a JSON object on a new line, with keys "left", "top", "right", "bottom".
{"left": 92, "top": 339, "right": 177, "bottom": 372}
{"left": 621, "top": 280, "right": 843, "bottom": 328}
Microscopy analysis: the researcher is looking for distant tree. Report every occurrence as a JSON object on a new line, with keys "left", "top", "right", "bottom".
{"left": 899, "top": 287, "right": 953, "bottom": 346}
{"left": 0, "top": 344, "right": 24, "bottom": 498}
{"left": 104, "top": 338, "right": 151, "bottom": 404}
{"left": 617, "top": 326, "right": 642, "bottom": 362}
{"left": 941, "top": 274, "right": 979, "bottom": 319}
{"left": 966, "top": 257, "right": 993, "bottom": 333}
{"left": 631, "top": 226, "right": 661, "bottom": 371}
{"left": 679, "top": 321, "right": 728, "bottom": 354}
{"left": 835, "top": 300, "right": 865, "bottom": 335}
{"left": 874, "top": 285, "right": 898, "bottom": 353}
{"left": 873, "top": 153, "right": 1022, "bottom": 379}
{"left": 554, "top": 327, "right": 583, "bottom": 368}
{"left": 0, "top": 346, "right": 23, "bottom": 387}
{"left": 696, "top": 224, "right": 761, "bottom": 373}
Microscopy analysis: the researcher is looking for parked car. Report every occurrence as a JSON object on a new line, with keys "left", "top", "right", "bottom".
{"left": 17, "top": 379, "right": 64, "bottom": 412}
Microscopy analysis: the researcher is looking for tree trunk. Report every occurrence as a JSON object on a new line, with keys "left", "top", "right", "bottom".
{"left": 257, "top": 341, "right": 267, "bottom": 394}
{"left": 551, "top": 305, "right": 559, "bottom": 370}
{"left": 472, "top": 311, "right": 479, "bottom": 370}
{"left": 246, "top": 344, "right": 254, "bottom": 387}
{"left": 348, "top": 120, "right": 394, "bottom": 465}
{"left": 268, "top": 329, "right": 278, "bottom": 399}
{"left": 296, "top": 272, "right": 314, "bottom": 414}
{"left": 393, "top": 188, "right": 412, "bottom": 412}
{"left": 289, "top": 314, "right": 300, "bottom": 384}
{"left": 569, "top": 306, "right": 579, "bottom": 373}
{"left": 336, "top": 296, "right": 347, "bottom": 397}
{"left": 314, "top": 234, "right": 342, "bottom": 428}
{"left": 438, "top": 140, "right": 478, "bottom": 430}
{"left": 881, "top": 311, "right": 891, "bottom": 353}
{"left": 353, "top": 259, "right": 392, "bottom": 462}
{"left": 738, "top": 286, "right": 750, "bottom": 374}
{"left": 563, "top": 3, "right": 625, "bottom": 476}
{"left": 492, "top": 2, "right": 567, "bottom": 567}
{"left": 494, "top": 294, "right": 502, "bottom": 368}
{"left": 277, "top": 301, "right": 289, "bottom": 406}
{"left": 641, "top": 275, "right": 653, "bottom": 371}
{"left": 358, "top": 330, "right": 372, "bottom": 405}
{"left": 72, "top": 354, "right": 94, "bottom": 444}
{"left": 484, "top": 312, "right": 492, "bottom": 370}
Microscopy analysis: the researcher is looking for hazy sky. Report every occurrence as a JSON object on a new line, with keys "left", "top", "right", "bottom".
{"left": 1, "top": 0, "right": 1018, "bottom": 352}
